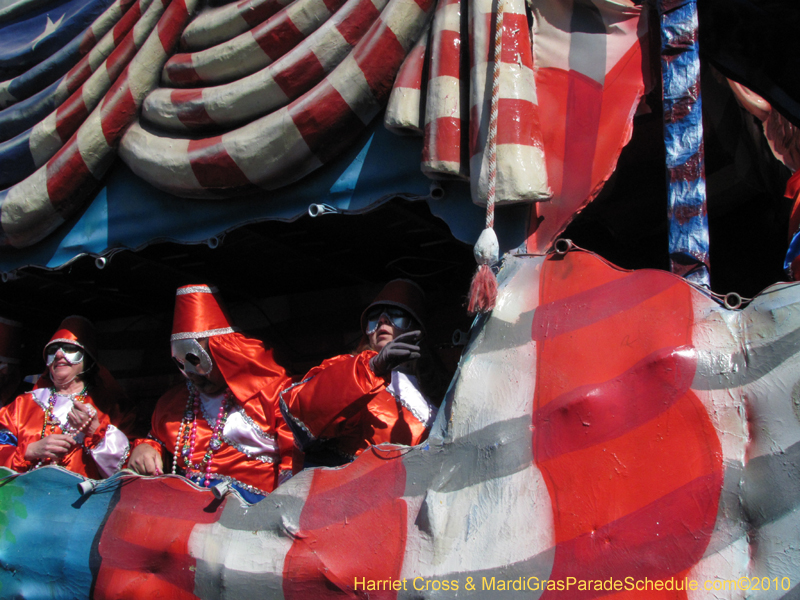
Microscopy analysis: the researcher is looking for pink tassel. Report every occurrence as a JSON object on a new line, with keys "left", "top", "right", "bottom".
{"left": 467, "top": 264, "right": 498, "bottom": 314}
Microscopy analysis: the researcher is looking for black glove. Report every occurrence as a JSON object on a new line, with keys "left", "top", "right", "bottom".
{"left": 369, "top": 331, "right": 422, "bottom": 376}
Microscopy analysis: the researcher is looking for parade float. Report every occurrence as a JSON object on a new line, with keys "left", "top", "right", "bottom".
{"left": 0, "top": 0, "right": 799, "bottom": 597}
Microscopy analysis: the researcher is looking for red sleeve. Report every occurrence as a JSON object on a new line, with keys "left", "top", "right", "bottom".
{"left": 0, "top": 394, "right": 36, "bottom": 472}
{"left": 282, "top": 351, "right": 386, "bottom": 444}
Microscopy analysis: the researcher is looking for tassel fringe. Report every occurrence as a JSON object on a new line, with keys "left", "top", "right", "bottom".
{"left": 467, "top": 264, "right": 498, "bottom": 314}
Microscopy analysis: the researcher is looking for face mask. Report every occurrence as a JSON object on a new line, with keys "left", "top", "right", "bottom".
{"left": 45, "top": 343, "right": 85, "bottom": 366}
{"left": 365, "top": 306, "right": 413, "bottom": 334}
{"left": 171, "top": 338, "right": 213, "bottom": 376}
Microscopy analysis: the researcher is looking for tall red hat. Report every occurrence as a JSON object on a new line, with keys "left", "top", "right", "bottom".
{"left": 44, "top": 315, "right": 97, "bottom": 362}
{"left": 171, "top": 285, "right": 238, "bottom": 340}
{"left": 360, "top": 279, "right": 427, "bottom": 334}
{"left": 0, "top": 317, "right": 22, "bottom": 364}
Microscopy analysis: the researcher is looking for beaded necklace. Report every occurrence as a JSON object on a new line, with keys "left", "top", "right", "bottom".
{"left": 41, "top": 386, "right": 88, "bottom": 439}
{"left": 172, "top": 381, "right": 233, "bottom": 488}
{"left": 37, "top": 386, "right": 89, "bottom": 468}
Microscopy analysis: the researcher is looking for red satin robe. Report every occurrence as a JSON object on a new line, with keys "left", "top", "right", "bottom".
{"left": 280, "top": 351, "right": 434, "bottom": 467}
{"left": 136, "top": 339, "right": 294, "bottom": 496}
{"left": 0, "top": 389, "right": 120, "bottom": 478}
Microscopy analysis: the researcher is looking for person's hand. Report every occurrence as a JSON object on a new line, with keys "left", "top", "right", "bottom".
{"left": 68, "top": 401, "right": 100, "bottom": 437}
{"left": 369, "top": 331, "right": 422, "bottom": 376}
{"left": 128, "top": 443, "right": 164, "bottom": 476}
{"left": 24, "top": 434, "right": 76, "bottom": 462}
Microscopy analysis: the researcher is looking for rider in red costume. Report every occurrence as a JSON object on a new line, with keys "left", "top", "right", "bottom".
{"left": 281, "top": 279, "right": 444, "bottom": 468}
{"left": 0, "top": 316, "right": 131, "bottom": 478}
{"left": 127, "top": 284, "right": 294, "bottom": 501}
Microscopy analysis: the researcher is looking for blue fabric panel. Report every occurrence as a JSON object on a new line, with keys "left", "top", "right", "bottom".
{"left": 0, "top": 79, "right": 60, "bottom": 142}
{"left": 0, "top": 116, "right": 528, "bottom": 272}
{"left": 0, "top": 128, "right": 37, "bottom": 188}
{"left": 0, "top": 0, "right": 115, "bottom": 78}
{"left": 0, "top": 430, "right": 18, "bottom": 446}
{"left": 0, "top": 467, "right": 118, "bottom": 599}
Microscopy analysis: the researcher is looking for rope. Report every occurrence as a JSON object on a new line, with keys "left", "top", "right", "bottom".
{"left": 485, "top": 0, "right": 503, "bottom": 230}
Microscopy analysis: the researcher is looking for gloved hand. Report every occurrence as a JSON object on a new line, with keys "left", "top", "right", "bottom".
{"left": 369, "top": 331, "right": 422, "bottom": 376}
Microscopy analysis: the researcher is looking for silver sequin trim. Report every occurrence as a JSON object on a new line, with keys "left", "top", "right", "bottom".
{"left": 184, "top": 469, "right": 271, "bottom": 497}
{"left": 198, "top": 398, "right": 278, "bottom": 463}
{"left": 146, "top": 432, "right": 167, "bottom": 448}
{"left": 279, "top": 378, "right": 317, "bottom": 445}
{"left": 176, "top": 285, "right": 218, "bottom": 295}
{"left": 386, "top": 375, "right": 437, "bottom": 428}
{"left": 170, "top": 327, "right": 238, "bottom": 340}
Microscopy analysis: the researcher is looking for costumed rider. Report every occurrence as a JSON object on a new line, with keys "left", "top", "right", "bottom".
{"left": 0, "top": 316, "right": 131, "bottom": 477}
{"left": 0, "top": 317, "right": 25, "bottom": 406}
{"left": 281, "top": 279, "right": 444, "bottom": 469}
{"left": 127, "top": 284, "right": 294, "bottom": 502}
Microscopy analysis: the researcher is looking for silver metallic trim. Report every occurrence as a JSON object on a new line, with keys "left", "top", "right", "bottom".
{"left": 176, "top": 285, "right": 218, "bottom": 295}
{"left": 170, "top": 327, "right": 237, "bottom": 340}
{"left": 199, "top": 398, "right": 279, "bottom": 463}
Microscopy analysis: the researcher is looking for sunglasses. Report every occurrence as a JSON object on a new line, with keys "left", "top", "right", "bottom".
{"left": 365, "top": 306, "right": 413, "bottom": 334}
{"left": 45, "top": 343, "right": 84, "bottom": 366}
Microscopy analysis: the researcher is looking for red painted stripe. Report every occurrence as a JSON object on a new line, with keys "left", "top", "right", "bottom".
{"left": 544, "top": 474, "right": 722, "bottom": 599}
{"left": 353, "top": 23, "right": 406, "bottom": 102}
{"left": 188, "top": 136, "right": 252, "bottom": 188}
{"left": 533, "top": 345, "right": 697, "bottom": 462}
{"left": 532, "top": 253, "right": 722, "bottom": 598}
{"left": 320, "top": 0, "right": 342, "bottom": 14}
{"left": 55, "top": 94, "right": 89, "bottom": 142}
{"left": 255, "top": 16, "right": 304, "bottom": 61}
{"left": 240, "top": 0, "right": 286, "bottom": 28}
{"left": 64, "top": 0, "right": 142, "bottom": 94}
{"left": 46, "top": 143, "right": 93, "bottom": 207}
{"left": 78, "top": 29, "right": 96, "bottom": 55}
{"left": 112, "top": 0, "right": 142, "bottom": 46}
{"left": 408, "top": 0, "right": 434, "bottom": 15}
{"left": 94, "top": 478, "right": 220, "bottom": 599}
{"left": 335, "top": 0, "right": 381, "bottom": 47}
{"left": 561, "top": 69, "right": 604, "bottom": 206}
{"left": 500, "top": 12, "right": 532, "bottom": 69}
{"left": 158, "top": 0, "right": 190, "bottom": 55}
{"left": 531, "top": 268, "right": 680, "bottom": 343}
{"left": 423, "top": 117, "right": 461, "bottom": 163}
{"left": 273, "top": 52, "right": 326, "bottom": 99}
{"left": 431, "top": 29, "right": 460, "bottom": 79}
{"left": 290, "top": 80, "right": 363, "bottom": 163}
{"left": 64, "top": 61, "right": 93, "bottom": 94}
{"left": 172, "top": 89, "right": 215, "bottom": 127}
{"left": 105, "top": 34, "right": 138, "bottom": 81}
{"left": 393, "top": 41, "right": 424, "bottom": 90}
{"left": 496, "top": 97, "right": 539, "bottom": 147}
{"left": 101, "top": 77, "right": 138, "bottom": 144}
{"left": 283, "top": 450, "right": 408, "bottom": 600}
{"left": 163, "top": 53, "right": 200, "bottom": 85}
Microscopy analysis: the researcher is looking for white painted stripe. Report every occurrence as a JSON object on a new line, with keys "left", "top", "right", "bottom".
{"left": 77, "top": 112, "right": 113, "bottom": 176}
{"left": 287, "top": 0, "right": 332, "bottom": 36}
{"left": 385, "top": 87, "right": 421, "bottom": 133}
{"left": 1, "top": 170, "right": 61, "bottom": 248}
{"left": 309, "top": 22, "right": 350, "bottom": 72}
{"left": 82, "top": 65, "right": 113, "bottom": 110}
{"left": 191, "top": 32, "right": 272, "bottom": 84}
{"left": 380, "top": 0, "right": 427, "bottom": 51}
{"left": 182, "top": 3, "right": 255, "bottom": 51}
{"left": 226, "top": 107, "right": 321, "bottom": 187}
{"left": 424, "top": 75, "right": 460, "bottom": 122}
{"left": 30, "top": 115, "right": 63, "bottom": 167}
{"left": 119, "top": 120, "right": 201, "bottom": 192}
{"left": 327, "top": 56, "right": 382, "bottom": 125}
{"left": 400, "top": 464, "right": 554, "bottom": 575}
